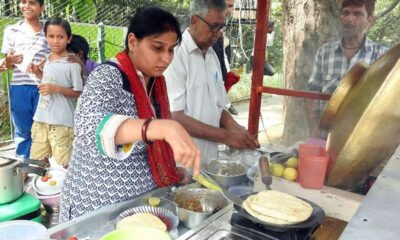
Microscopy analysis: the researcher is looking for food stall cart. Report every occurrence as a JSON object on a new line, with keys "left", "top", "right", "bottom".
{"left": 4, "top": 0, "right": 400, "bottom": 239}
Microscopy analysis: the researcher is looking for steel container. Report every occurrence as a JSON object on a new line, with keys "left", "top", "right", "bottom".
{"left": 173, "top": 188, "right": 229, "bottom": 228}
{"left": 203, "top": 159, "right": 248, "bottom": 188}
{"left": 0, "top": 157, "right": 24, "bottom": 204}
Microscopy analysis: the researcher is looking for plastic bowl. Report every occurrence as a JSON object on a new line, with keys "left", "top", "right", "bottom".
{"left": 101, "top": 227, "right": 171, "bottom": 240}
{"left": 0, "top": 220, "right": 49, "bottom": 240}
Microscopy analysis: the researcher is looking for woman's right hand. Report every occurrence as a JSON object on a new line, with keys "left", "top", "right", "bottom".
{"left": 149, "top": 120, "right": 201, "bottom": 176}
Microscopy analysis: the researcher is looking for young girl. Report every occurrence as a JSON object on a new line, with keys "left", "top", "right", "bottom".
{"left": 29, "top": 17, "right": 83, "bottom": 168}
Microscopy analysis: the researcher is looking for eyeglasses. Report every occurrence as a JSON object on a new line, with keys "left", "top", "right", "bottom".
{"left": 196, "top": 15, "right": 227, "bottom": 33}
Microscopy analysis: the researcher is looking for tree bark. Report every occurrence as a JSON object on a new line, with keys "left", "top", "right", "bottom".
{"left": 281, "top": 0, "right": 341, "bottom": 146}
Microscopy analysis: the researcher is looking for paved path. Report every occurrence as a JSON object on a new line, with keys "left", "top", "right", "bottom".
{"left": 231, "top": 95, "right": 284, "bottom": 144}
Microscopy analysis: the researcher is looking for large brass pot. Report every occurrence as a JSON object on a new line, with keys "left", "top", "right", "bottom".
{"left": 321, "top": 44, "right": 400, "bottom": 189}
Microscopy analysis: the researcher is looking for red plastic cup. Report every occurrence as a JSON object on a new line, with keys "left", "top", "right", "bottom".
{"left": 298, "top": 144, "right": 330, "bottom": 189}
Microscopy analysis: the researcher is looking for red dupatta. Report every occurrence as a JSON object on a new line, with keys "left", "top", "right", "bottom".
{"left": 116, "top": 51, "right": 181, "bottom": 187}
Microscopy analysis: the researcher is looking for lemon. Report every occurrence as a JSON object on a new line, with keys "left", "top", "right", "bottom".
{"left": 286, "top": 157, "right": 298, "bottom": 169}
{"left": 271, "top": 163, "right": 284, "bottom": 177}
{"left": 283, "top": 167, "right": 298, "bottom": 181}
{"left": 148, "top": 197, "right": 161, "bottom": 207}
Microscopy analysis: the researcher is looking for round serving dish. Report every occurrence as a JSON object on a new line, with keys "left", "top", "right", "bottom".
{"left": 117, "top": 206, "right": 178, "bottom": 234}
{"left": 32, "top": 167, "right": 66, "bottom": 196}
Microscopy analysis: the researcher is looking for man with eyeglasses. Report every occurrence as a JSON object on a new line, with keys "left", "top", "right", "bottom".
{"left": 165, "top": 0, "right": 259, "bottom": 163}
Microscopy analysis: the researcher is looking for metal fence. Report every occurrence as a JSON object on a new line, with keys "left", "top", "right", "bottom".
{"left": 0, "top": 0, "right": 269, "bottom": 144}
{"left": 0, "top": 22, "right": 125, "bottom": 144}
{"left": 0, "top": 1, "right": 129, "bottom": 144}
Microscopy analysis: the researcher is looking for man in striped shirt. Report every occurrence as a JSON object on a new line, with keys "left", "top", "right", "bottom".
{"left": 306, "top": 0, "right": 387, "bottom": 139}
{"left": 1, "top": 0, "right": 50, "bottom": 159}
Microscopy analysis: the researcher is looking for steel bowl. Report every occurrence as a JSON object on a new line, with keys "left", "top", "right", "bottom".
{"left": 203, "top": 159, "right": 248, "bottom": 188}
{"left": 173, "top": 188, "right": 229, "bottom": 228}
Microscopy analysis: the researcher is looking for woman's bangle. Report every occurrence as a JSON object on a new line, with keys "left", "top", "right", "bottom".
{"left": 141, "top": 118, "right": 153, "bottom": 145}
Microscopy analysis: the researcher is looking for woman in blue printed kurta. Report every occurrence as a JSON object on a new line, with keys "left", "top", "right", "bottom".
{"left": 59, "top": 7, "right": 200, "bottom": 222}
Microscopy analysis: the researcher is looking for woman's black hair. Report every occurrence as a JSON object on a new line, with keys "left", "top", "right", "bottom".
{"left": 125, "top": 7, "right": 182, "bottom": 51}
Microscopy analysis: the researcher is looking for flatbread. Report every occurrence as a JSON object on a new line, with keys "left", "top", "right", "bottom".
{"left": 117, "top": 213, "right": 167, "bottom": 232}
{"left": 242, "top": 190, "right": 313, "bottom": 225}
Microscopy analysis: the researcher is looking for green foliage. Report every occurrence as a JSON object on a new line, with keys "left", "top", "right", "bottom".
{"left": 0, "top": 71, "right": 11, "bottom": 142}
{"left": 0, "top": 106, "right": 11, "bottom": 142}
{"left": 0, "top": 17, "right": 18, "bottom": 51}
{"left": 228, "top": 73, "right": 284, "bottom": 102}
{"left": 267, "top": 3, "right": 283, "bottom": 73}
{"left": 71, "top": 0, "right": 97, "bottom": 22}
{"left": 70, "top": 23, "right": 125, "bottom": 61}
{"left": 225, "top": 1, "right": 284, "bottom": 73}
{"left": 158, "top": 0, "right": 191, "bottom": 9}
{"left": 369, "top": 1, "right": 400, "bottom": 47}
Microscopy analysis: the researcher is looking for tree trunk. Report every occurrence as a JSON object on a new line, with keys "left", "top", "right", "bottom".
{"left": 281, "top": 0, "right": 341, "bottom": 146}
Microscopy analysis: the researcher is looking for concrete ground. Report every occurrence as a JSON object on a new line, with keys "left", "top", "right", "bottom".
{"left": 231, "top": 94, "right": 284, "bottom": 145}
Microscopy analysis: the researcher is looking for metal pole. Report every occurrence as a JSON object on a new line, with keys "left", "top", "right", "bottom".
{"left": 6, "top": 70, "right": 13, "bottom": 141}
{"left": 97, "top": 22, "right": 105, "bottom": 63}
{"left": 248, "top": 0, "right": 270, "bottom": 135}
